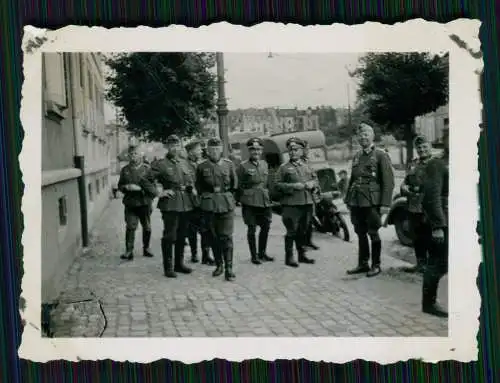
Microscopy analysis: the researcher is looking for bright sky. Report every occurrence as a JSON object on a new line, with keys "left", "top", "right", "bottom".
{"left": 223, "top": 53, "right": 363, "bottom": 110}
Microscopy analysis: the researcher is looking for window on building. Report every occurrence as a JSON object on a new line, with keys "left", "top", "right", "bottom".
{"left": 96, "top": 178, "right": 100, "bottom": 194}
{"left": 58, "top": 196, "right": 68, "bottom": 226}
{"left": 88, "top": 183, "right": 93, "bottom": 202}
{"left": 43, "top": 53, "right": 68, "bottom": 108}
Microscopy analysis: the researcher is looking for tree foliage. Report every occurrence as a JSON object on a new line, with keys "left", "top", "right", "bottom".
{"left": 353, "top": 52, "right": 448, "bottom": 128}
{"left": 352, "top": 52, "right": 448, "bottom": 161}
{"left": 105, "top": 53, "right": 217, "bottom": 142}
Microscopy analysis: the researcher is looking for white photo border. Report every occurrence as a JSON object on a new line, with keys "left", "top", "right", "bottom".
{"left": 19, "top": 20, "right": 482, "bottom": 363}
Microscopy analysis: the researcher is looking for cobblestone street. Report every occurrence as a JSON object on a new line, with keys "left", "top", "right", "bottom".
{"left": 53, "top": 197, "right": 448, "bottom": 338}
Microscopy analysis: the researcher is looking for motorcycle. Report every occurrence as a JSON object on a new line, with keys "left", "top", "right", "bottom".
{"left": 312, "top": 193, "right": 350, "bottom": 242}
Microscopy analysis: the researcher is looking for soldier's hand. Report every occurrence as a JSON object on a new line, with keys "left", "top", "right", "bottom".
{"left": 293, "top": 183, "right": 305, "bottom": 190}
{"left": 400, "top": 184, "right": 410, "bottom": 194}
{"left": 432, "top": 229, "right": 445, "bottom": 243}
{"left": 379, "top": 206, "right": 390, "bottom": 216}
{"left": 128, "top": 184, "right": 142, "bottom": 191}
{"left": 161, "top": 189, "right": 175, "bottom": 198}
{"left": 305, "top": 181, "right": 315, "bottom": 190}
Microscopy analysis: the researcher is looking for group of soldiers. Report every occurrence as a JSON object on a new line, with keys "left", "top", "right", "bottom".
{"left": 117, "top": 122, "right": 448, "bottom": 318}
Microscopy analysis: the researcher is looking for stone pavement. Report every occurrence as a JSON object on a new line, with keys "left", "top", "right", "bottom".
{"left": 53, "top": 198, "right": 448, "bottom": 338}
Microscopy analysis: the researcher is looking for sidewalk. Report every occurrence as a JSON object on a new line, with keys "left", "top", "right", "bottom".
{"left": 49, "top": 198, "right": 448, "bottom": 338}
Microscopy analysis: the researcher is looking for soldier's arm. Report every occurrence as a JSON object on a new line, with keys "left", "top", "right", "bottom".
{"left": 422, "top": 159, "right": 447, "bottom": 229}
{"left": 378, "top": 151, "right": 395, "bottom": 206}
{"left": 274, "top": 166, "right": 296, "bottom": 194}
{"left": 140, "top": 165, "right": 159, "bottom": 197}
{"left": 230, "top": 161, "right": 238, "bottom": 193}
{"left": 343, "top": 166, "right": 355, "bottom": 204}
{"left": 234, "top": 163, "right": 245, "bottom": 201}
{"left": 117, "top": 168, "right": 129, "bottom": 193}
{"left": 195, "top": 164, "right": 204, "bottom": 195}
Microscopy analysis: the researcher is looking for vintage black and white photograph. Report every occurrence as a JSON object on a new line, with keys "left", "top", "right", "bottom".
{"left": 20, "top": 23, "right": 481, "bottom": 363}
{"left": 39, "top": 49, "right": 451, "bottom": 338}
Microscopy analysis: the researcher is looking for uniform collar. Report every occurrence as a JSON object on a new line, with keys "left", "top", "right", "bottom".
{"left": 250, "top": 158, "right": 259, "bottom": 166}
{"left": 362, "top": 145, "right": 375, "bottom": 154}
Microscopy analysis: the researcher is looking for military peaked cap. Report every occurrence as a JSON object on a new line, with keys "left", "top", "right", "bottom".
{"left": 247, "top": 137, "right": 263, "bottom": 148}
{"left": 185, "top": 139, "right": 202, "bottom": 152}
{"left": 166, "top": 134, "right": 181, "bottom": 144}
{"left": 413, "top": 134, "right": 429, "bottom": 146}
{"left": 286, "top": 136, "right": 305, "bottom": 148}
{"left": 207, "top": 137, "right": 223, "bottom": 147}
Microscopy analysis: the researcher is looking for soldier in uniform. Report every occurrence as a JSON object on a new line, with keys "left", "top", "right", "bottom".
{"left": 301, "top": 140, "right": 320, "bottom": 250}
{"left": 400, "top": 135, "right": 434, "bottom": 273}
{"left": 185, "top": 139, "right": 215, "bottom": 266}
{"left": 274, "top": 137, "right": 318, "bottom": 267}
{"left": 420, "top": 131, "right": 449, "bottom": 318}
{"left": 236, "top": 137, "right": 274, "bottom": 265}
{"left": 195, "top": 137, "right": 238, "bottom": 281}
{"left": 117, "top": 145, "right": 156, "bottom": 260}
{"left": 345, "top": 123, "right": 395, "bottom": 277}
{"left": 144, "top": 134, "right": 195, "bottom": 278}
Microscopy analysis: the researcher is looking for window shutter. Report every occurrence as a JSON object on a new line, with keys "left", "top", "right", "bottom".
{"left": 43, "top": 53, "right": 67, "bottom": 107}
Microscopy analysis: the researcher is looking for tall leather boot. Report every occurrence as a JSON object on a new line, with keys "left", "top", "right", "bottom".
{"left": 347, "top": 233, "right": 370, "bottom": 274}
{"left": 247, "top": 229, "right": 261, "bottom": 265}
{"left": 201, "top": 231, "right": 215, "bottom": 265}
{"left": 297, "top": 234, "right": 315, "bottom": 264}
{"left": 422, "top": 274, "right": 448, "bottom": 317}
{"left": 285, "top": 236, "right": 298, "bottom": 268}
{"left": 174, "top": 239, "right": 193, "bottom": 274}
{"left": 212, "top": 240, "right": 224, "bottom": 277}
{"left": 224, "top": 241, "right": 236, "bottom": 281}
{"left": 161, "top": 239, "right": 177, "bottom": 278}
{"left": 258, "top": 226, "right": 274, "bottom": 262}
{"left": 142, "top": 230, "right": 154, "bottom": 257}
{"left": 120, "top": 229, "right": 135, "bottom": 260}
{"left": 366, "top": 239, "right": 382, "bottom": 277}
{"left": 404, "top": 241, "right": 427, "bottom": 273}
{"left": 188, "top": 228, "right": 199, "bottom": 263}
{"left": 305, "top": 224, "right": 320, "bottom": 250}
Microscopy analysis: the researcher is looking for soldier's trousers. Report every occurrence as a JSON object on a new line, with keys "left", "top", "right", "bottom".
{"left": 409, "top": 213, "right": 431, "bottom": 266}
{"left": 282, "top": 205, "right": 313, "bottom": 255}
{"left": 350, "top": 206, "right": 382, "bottom": 267}
{"left": 203, "top": 211, "right": 235, "bottom": 265}
{"left": 124, "top": 205, "right": 152, "bottom": 251}
{"left": 187, "top": 208, "right": 210, "bottom": 256}
{"left": 161, "top": 211, "right": 190, "bottom": 242}
{"left": 242, "top": 205, "right": 272, "bottom": 258}
{"left": 422, "top": 228, "right": 448, "bottom": 307}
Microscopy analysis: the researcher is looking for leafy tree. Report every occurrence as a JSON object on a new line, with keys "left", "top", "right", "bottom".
{"left": 105, "top": 53, "right": 217, "bottom": 142}
{"left": 352, "top": 52, "right": 448, "bottom": 162}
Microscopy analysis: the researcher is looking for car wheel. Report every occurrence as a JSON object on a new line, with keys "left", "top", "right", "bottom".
{"left": 394, "top": 209, "right": 413, "bottom": 247}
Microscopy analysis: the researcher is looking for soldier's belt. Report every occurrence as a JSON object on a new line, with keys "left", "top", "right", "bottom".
{"left": 213, "top": 187, "right": 230, "bottom": 193}
{"left": 172, "top": 186, "right": 187, "bottom": 191}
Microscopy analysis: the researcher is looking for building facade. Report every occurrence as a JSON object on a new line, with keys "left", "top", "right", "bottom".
{"left": 415, "top": 104, "right": 449, "bottom": 144}
{"left": 42, "top": 52, "right": 111, "bottom": 302}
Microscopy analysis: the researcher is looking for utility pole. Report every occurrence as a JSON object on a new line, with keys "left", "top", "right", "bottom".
{"left": 216, "top": 52, "right": 229, "bottom": 158}
{"left": 347, "top": 83, "right": 354, "bottom": 153}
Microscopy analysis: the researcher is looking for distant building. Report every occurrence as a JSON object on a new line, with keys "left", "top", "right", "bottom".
{"left": 415, "top": 104, "right": 449, "bottom": 144}
{"left": 42, "top": 52, "right": 111, "bottom": 302}
{"left": 104, "top": 102, "right": 130, "bottom": 174}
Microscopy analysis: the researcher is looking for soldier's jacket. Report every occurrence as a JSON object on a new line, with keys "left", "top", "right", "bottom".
{"left": 118, "top": 162, "right": 155, "bottom": 207}
{"left": 421, "top": 156, "right": 448, "bottom": 229}
{"left": 401, "top": 156, "right": 433, "bottom": 213}
{"left": 236, "top": 159, "right": 271, "bottom": 208}
{"left": 144, "top": 156, "right": 195, "bottom": 212}
{"left": 274, "top": 159, "right": 318, "bottom": 206}
{"left": 195, "top": 158, "right": 237, "bottom": 213}
{"left": 345, "top": 146, "right": 395, "bottom": 208}
{"left": 186, "top": 157, "right": 203, "bottom": 207}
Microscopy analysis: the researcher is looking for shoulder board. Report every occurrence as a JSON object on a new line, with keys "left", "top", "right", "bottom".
{"left": 222, "top": 158, "right": 232, "bottom": 163}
